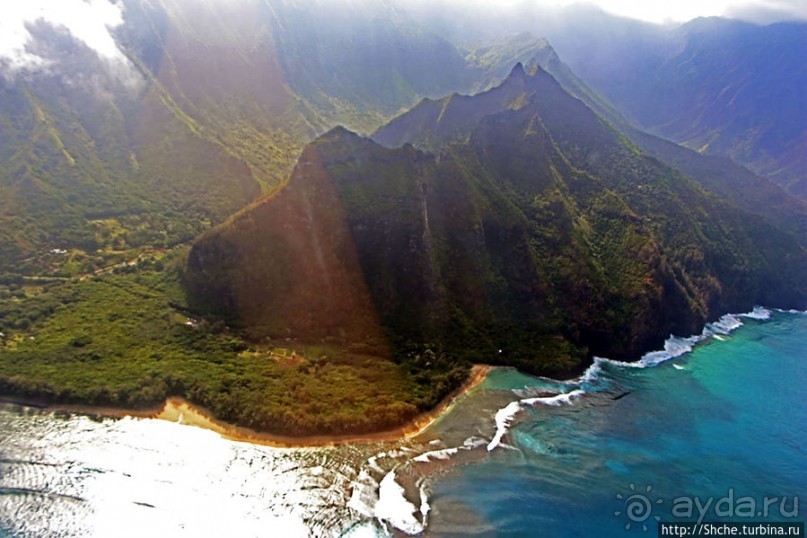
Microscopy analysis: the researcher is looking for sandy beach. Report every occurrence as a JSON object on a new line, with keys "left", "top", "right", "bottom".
{"left": 8, "top": 364, "right": 492, "bottom": 448}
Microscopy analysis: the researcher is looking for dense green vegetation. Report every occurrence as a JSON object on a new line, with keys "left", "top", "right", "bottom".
{"left": 187, "top": 65, "right": 806, "bottom": 380}
{"left": 0, "top": 66, "right": 266, "bottom": 277}
{"left": 0, "top": 253, "right": 467, "bottom": 435}
{"left": 625, "top": 130, "right": 807, "bottom": 246}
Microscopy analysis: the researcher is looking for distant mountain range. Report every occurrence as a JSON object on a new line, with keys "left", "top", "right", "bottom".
{"left": 185, "top": 64, "right": 806, "bottom": 374}
{"left": 403, "top": 4, "right": 807, "bottom": 199}
{"left": 562, "top": 17, "right": 807, "bottom": 199}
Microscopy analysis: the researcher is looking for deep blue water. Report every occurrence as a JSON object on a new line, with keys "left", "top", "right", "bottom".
{"left": 425, "top": 309, "right": 807, "bottom": 536}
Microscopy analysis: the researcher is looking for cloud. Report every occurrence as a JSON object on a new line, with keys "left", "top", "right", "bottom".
{"left": 0, "top": 0, "right": 132, "bottom": 73}
{"left": 723, "top": 0, "right": 807, "bottom": 24}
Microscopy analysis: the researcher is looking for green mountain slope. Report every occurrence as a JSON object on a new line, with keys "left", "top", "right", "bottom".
{"left": 0, "top": 0, "right": 298, "bottom": 277}
{"left": 0, "top": 55, "right": 260, "bottom": 276}
{"left": 186, "top": 65, "right": 807, "bottom": 375}
{"left": 262, "top": 0, "right": 475, "bottom": 133}
{"left": 626, "top": 129, "right": 807, "bottom": 245}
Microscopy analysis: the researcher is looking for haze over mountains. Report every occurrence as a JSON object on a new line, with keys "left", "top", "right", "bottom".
{"left": 404, "top": 3, "right": 807, "bottom": 198}
{"left": 564, "top": 17, "right": 807, "bottom": 198}
{"left": 0, "top": 0, "right": 805, "bottom": 434}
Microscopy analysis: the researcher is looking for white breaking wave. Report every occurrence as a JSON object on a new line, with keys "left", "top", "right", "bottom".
{"left": 578, "top": 360, "right": 604, "bottom": 384}
{"left": 705, "top": 313, "right": 743, "bottom": 335}
{"left": 639, "top": 334, "right": 703, "bottom": 367}
{"left": 776, "top": 308, "right": 807, "bottom": 315}
{"left": 412, "top": 446, "right": 460, "bottom": 463}
{"left": 349, "top": 466, "right": 427, "bottom": 535}
{"left": 740, "top": 306, "right": 772, "bottom": 320}
{"left": 350, "top": 443, "right": 449, "bottom": 536}
{"left": 487, "top": 390, "right": 584, "bottom": 452}
{"left": 487, "top": 401, "right": 523, "bottom": 452}
{"left": 595, "top": 306, "right": 772, "bottom": 372}
{"left": 367, "top": 455, "right": 385, "bottom": 475}
{"left": 521, "top": 389, "right": 585, "bottom": 407}
{"left": 342, "top": 522, "right": 388, "bottom": 538}
{"left": 463, "top": 436, "right": 490, "bottom": 450}
{"left": 419, "top": 483, "right": 431, "bottom": 526}
{"left": 412, "top": 436, "right": 487, "bottom": 463}
{"left": 347, "top": 469, "right": 380, "bottom": 521}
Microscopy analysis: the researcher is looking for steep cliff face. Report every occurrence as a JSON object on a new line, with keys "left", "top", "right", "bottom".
{"left": 185, "top": 66, "right": 807, "bottom": 375}
{"left": 185, "top": 130, "right": 381, "bottom": 345}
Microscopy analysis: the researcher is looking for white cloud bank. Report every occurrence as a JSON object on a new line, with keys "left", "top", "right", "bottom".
{"left": 0, "top": 0, "right": 130, "bottom": 72}
{"left": 723, "top": 0, "right": 807, "bottom": 24}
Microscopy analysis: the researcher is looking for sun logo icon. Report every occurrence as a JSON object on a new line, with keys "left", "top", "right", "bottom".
{"left": 614, "top": 483, "right": 663, "bottom": 531}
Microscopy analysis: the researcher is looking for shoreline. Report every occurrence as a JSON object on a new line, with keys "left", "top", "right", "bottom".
{"left": 0, "top": 364, "right": 492, "bottom": 448}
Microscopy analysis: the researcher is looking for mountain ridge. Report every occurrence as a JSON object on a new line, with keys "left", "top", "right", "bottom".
{"left": 185, "top": 65, "right": 807, "bottom": 377}
{"left": 377, "top": 50, "right": 807, "bottom": 249}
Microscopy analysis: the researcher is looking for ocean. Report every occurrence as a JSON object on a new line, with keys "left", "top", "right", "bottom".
{"left": 1, "top": 308, "right": 804, "bottom": 537}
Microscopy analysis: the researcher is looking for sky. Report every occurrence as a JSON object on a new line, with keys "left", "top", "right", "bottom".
{"left": 0, "top": 0, "right": 805, "bottom": 72}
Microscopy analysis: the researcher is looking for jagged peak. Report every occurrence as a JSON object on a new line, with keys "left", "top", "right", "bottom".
{"left": 319, "top": 125, "right": 362, "bottom": 142}
{"left": 509, "top": 62, "right": 526, "bottom": 79}
{"left": 503, "top": 61, "right": 554, "bottom": 87}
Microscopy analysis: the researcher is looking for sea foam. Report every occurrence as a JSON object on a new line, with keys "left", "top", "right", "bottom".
{"left": 412, "top": 446, "right": 460, "bottom": 463}
{"left": 705, "top": 313, "right": 743, "bottom": 335}
{"left": 639, "top": 335, "right": 703, "bottom": 367}
{"left": 412, "top": 436, "right": 487, "bottom": 463}
{"left": 374, "top": 471, "right": 424, "bottom": 535}
{"left": 740, "top": 306, "right": 772, "bottom": 320}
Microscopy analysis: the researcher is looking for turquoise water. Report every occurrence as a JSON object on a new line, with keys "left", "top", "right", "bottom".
{"left": 0, "top": 309, "right": 804, "bottom": 536}
{"left": 425, "top": 309, "right": 807, "bottom": 536}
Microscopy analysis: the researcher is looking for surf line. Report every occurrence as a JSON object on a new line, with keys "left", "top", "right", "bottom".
{"left": 485, "top": 306, "right": 775, "bottom": 452}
